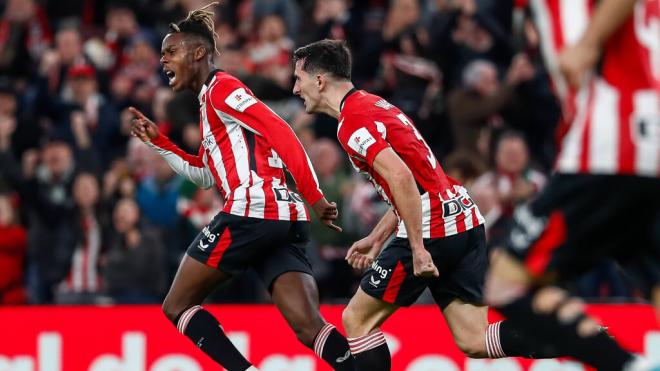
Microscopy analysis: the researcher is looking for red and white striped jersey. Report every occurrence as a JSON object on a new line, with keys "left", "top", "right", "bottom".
{"left": 148, "top": 70, "right": 323, "bottom": 221}
{"left": 531, "top": 0, "right": 660, "bottom": 177}
{"left": 337, "top": 90, "right": 484, "bottom": 239}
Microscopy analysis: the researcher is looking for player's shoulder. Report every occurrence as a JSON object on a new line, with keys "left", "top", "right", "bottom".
{"left": 208, "top": 71, "right": 260, "bottom": 112}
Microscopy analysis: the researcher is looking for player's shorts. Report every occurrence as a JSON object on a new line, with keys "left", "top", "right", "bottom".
{"left": 504, "top": 174, "right": 660, "bottom": 295}
{"left": 186, "top": 212, "right": 313, "bottom": 291}
{"left": 360, "top": 225, "right": 487, "bottom": 309}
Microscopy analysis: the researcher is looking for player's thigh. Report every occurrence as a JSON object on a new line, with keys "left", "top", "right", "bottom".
{"left": 442, "top": 299, "right": 489, "bottom": 357}
{"left": 342, "top": 287, "right": 399, "bottom": 338}
{"left": 162, "top": 254, "right": 230, "bottom": 321}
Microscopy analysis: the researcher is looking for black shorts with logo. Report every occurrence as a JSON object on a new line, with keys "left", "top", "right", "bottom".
{"left": 504, "top": 174, "right": 660, "bottom": 296}
{"left": 360, "top": 225, "right": 487, "bottom": 309}
{"left": 186, "top": 212, "right": 313, "bottom": 291}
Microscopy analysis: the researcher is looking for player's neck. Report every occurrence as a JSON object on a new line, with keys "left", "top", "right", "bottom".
{"left": 190, "top": 63, "right": 215, "bottom": 93}
{"left": 324, "top": 83, "right": 355, "bottom": 119}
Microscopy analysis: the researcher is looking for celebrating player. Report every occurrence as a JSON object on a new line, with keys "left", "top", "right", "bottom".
{"left": 130, "top": 4, "right": 354, "bottom": 371}
{"left": 484, "top": 0, "right": 660, "bottom": 370}
{"left": 292, "top": 39, "right": 565, "bottom": 370}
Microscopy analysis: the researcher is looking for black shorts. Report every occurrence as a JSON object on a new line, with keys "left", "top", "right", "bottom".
{"left": 186, "top": 212, "right": 313, "bottom": 291}
{"left": 360, "top": 225, "right": 487, "bottom": 309}
{"left": 505, "top": 174, "right": 660, "bottom": 295}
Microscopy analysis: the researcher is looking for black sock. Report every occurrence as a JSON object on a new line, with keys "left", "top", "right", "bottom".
{"left": 348, "top": 331, "right": 391, "bottom": 371}
{"left": 313, "top": 323, "right": 354, "bottom": 370}
{"left": 176, "top": 306, "right": 253, "bottom": 371}
{"left": 487, "top": 320, "right": 564, "bottom": 358}
{"left": 496, "top": 294, "right": 633, "bottom": 371}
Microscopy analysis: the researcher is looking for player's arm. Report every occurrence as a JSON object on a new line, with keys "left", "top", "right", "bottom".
{"left": 129, "top": 107, "right": 215, "bottom": 189}
{"left": 372, "top": 148, "right": 438, "bottom": 277}
{"left": 559, "top": 0, "right": 636, "bottom": 87}
{"left": 213, "top": 83, "right": 340, "bottom": 231}
{"left": 346, "top": 208, "right": 397, "bottom": 270}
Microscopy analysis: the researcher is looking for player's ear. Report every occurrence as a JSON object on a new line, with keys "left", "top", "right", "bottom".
{"left": 316, "top": 74, "right": 326, "bottom": 91}
{"left": 193, "top": 45, "right": 206, "bottom": 61}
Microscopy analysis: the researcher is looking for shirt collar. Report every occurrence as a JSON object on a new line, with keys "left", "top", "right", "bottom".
{"left": 198, "top": 68, "right": 222, "bottom": 103}
{"left": 339, "top": 87, "right": 357, "bottom": 113}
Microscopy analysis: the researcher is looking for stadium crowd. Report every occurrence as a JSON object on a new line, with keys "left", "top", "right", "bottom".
{"left": 0, "top": 0, "right": 638, "bottom": 305}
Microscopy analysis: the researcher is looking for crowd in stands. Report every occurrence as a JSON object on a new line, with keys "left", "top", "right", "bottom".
{"left": 0, "top": 0, "right": 637, "bottom": 305}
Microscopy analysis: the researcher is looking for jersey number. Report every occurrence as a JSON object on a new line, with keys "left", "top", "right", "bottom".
{"left": 395, "top": 113, "right": 437, "bottom": 169}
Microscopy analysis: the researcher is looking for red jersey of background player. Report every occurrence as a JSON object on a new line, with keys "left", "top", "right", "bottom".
{"left": 148, "top": 70, "right": 323, "bottom": 221}
{"left": 337, "top": 89, "right": 484, "bottom": 239}
{"left": 531, "top": 0, "right": 660, "bottom": 176}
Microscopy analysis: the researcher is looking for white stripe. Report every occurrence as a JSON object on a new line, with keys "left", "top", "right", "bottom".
{"left": 272, "top": 178, "right": 291, "bottom": 221}
{"left": 230, "top": 186, "right": 248, "bottom": 215}
{"left": 633, "top": 90, "right": 660, "bottom": 176}
{"left": 178, "top": 306, "right": 202, "bottom": 334}
{"left": 71, "top": 248, "right": 83, "bottom": 292}
{"left": 86, "top": 219, "right": 101, "bottom": 291}
{"left": 215, "top": 110, "right": 251, "bottom": 185}
{"left": 294, "top": 199, "right": 308, "bottom": 220}
{"left": 531, "top": 0, "right": 569, "bottom": 102}
{"left": 350, "top": 337, "right": 386, "bottom": 354}
{"left": 485, "top": 324, "right": 494, "bottom": 358}
{"left": 314, "top": 324, "right": 334, "bottom": 356}
{"left": 495, "top": 322, "right": 506, "bottom": 357}
{"left": 560, "top": 0, "right": 588, "bottom": 45}
{"left": 421, "top": 193, "right": 431, "bottom": 238}
{"left": 589, "top": 79, "right": 620, "bottom": 173}
{"left": 557, "top": 82, "right": 591, "bottom": 173}
{"left": 202, "top": 109, "right": 231, "bottom": 196}
{"left": 348, "top": 332, "right": 385, "bottom": 348}
{"left": 247, "top": 172, "right": 266, "bottom": 218}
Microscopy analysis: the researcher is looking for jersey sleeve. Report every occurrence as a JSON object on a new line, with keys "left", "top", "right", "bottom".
{"left": 147, "top": 133, "right": 215, "bottom": 189}
{"left": 209, "top": 77, "right": 324, "bottom": 205}
{"left": 337, "top": 114, "right": 390, "bottom": 167}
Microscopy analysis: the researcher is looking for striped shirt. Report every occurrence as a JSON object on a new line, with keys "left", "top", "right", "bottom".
{"left": 337, "top": 90, "right": 485, "bottom": 239}
{"left": 148, "top": 70, "right": 323, "bottom": 221}
{"left": 531, "top": 0, "right": 660, "bottom": 177}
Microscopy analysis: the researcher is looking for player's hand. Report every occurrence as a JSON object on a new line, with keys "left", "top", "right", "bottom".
{"left": 129, "top": 106, "right": 159, "bottom": 142}
{"left": 559, "top": 42, "right": 600, "bottom": 89}
{"left": 346, "top": 235, "right": 383, "bottom": 270}
{"left": 312, "top": 197, "right": 342, "bottom": 232}
{"left": 412, "top": 248, "right": 439, "bottom": 277}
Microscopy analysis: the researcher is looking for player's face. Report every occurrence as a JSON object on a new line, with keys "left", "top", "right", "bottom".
{"left": 160, "top": 33, "right": 193, "bottom": 92}
{"left": 293, "top": 59, "right": 322, "bottom": 113}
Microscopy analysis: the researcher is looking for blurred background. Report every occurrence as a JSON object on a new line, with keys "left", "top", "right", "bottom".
{"left": 0, "top": 0, "right": 642, "bottom": 307}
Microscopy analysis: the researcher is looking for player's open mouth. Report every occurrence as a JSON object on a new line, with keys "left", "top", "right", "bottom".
{"left": 164, "top": 68, "right": 176, "bottom": 86}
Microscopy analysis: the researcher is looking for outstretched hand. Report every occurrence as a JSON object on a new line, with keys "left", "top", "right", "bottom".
{"left": 311, "top": 197, "right": 342, "bottom": 232}
{"left": 129, "top": 106, "right": 159, "bottom": 142}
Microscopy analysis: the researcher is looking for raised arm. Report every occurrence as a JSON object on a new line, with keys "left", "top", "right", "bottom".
{"left": 129, "top": 107, "right": 215, "bottom": 189}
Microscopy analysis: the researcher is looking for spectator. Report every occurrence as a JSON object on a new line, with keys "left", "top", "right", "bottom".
{"left": 0, "top": 193, "right": 28, "bottom": 304}
{"left": 471, "top": 130, "right": 545, "bottom": 244}
{"left": 38, "top": 24, "right": 88, "bottom": 95}
{"left": 447, "top": 55, "right": 534, "bottom": 162}
{"left": 51, "top": 64, "right": 123, "bottom": 168}
{"left": 247, "top": 14, "right": 293, "bottom": 89}
{"left": 103, "top": 197, "right": 166, "bottom": 303}
{"left": 55, "top": 172, "right": 106, "bottom": 304}
{"left": 0, "top": 0, "right": 51, "bottom": 78}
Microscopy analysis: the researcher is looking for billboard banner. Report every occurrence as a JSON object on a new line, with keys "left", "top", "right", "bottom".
{"left": 0, "top": 304, "right": 658, "bottom": 371}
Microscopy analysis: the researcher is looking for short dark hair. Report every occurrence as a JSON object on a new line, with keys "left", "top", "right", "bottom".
{"left": 169, "top": 2, "right": 220, "bottom": 56}
{"left": 293, "top": 39, "right": 352, "bottom": 80}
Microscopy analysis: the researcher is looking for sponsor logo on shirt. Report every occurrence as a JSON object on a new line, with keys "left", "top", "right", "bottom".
{"left": 225, "top": 87, "right": 257, "bottom": 112}
{"left": 374, "top": 99, "right": 394, "bottom": 110}
{"left": 347, "top": 127, "right": 376, "bottom": 156}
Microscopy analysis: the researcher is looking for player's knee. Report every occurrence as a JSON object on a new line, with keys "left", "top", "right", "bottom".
{"left": 162, "top": 297, "right": 184, "bottom": 325}
{"left": 341, "top": 306, "right": 362, "bottom": 337}
{"left": 290, "top": 316, "right": 324, "bottom": 348}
